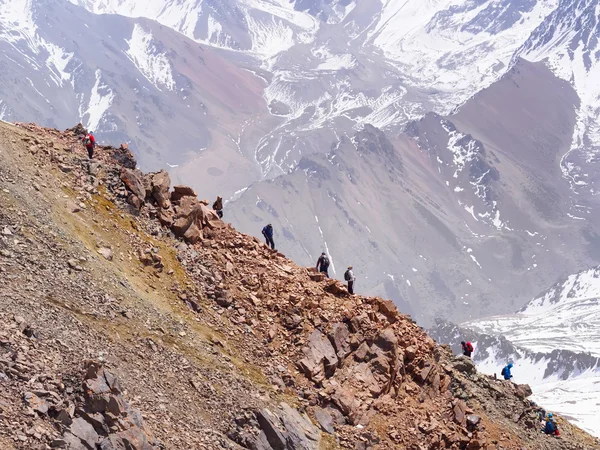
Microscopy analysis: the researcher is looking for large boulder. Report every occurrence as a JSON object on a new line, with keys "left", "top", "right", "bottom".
{"left": 330, "top": 323, "right": 351, "bottom": 361}
{"left": 157, "top": 208, "right": 174, "bottom": 227}
{"left": 120, "top": 168, "right": 146, "bottom": 201}
{"left": 171, "top": 197, "right": 221, "bottom": 242}
{"left": 453, "top": 400, "right": 468, "bottom": 427}
{"left": 151, "top": 170, "right": 171, "bottom": 209}
{"left": 113, "top": 143, "right": 137, "bottom": 169}
{"left": 183, "top": 223, "right": 203, "bottom": 244}
{"left": 298, "top": 329, "right": 339, "bottom": 383}
{"left": 451, "top": 356, "right": 476, "bottom": 375}
{"left": 171, "top": 185, "right": 197, "bottom": 203}
{"left": 65, "top": 418, "right": 99, "bottom": 450}
{"left": 244, "top": 403, "right": 320, "bottom": 450}
{"left": 515, "top": 384, "right": 533, "bottom": 399}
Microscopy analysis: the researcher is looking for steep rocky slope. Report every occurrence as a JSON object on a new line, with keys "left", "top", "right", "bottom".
{"left": 1, "top": 121, "right": 599, "bottom": 449}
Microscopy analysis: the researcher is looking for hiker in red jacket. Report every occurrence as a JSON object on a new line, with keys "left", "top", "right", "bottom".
{"left": 461, "top": 341, "right": 474, "bottom": 358}
{"left": 82, "top": 131, "right": 96, "bottom": 159}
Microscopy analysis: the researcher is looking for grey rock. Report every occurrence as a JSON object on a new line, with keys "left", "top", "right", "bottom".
{"left": 279, "top": 403, "right": 320, "bottom": 449}
{"left": 255, "top": 403, "right": 320, "bottom": 450}
{"left": 330, "top": 322, "right": 351, "bottom": 361}
{"left": 314, "top": 408, "right": 334, "bottom": 434}
{"left": 257, "top": 409, "right": 287, "bottom": 450}
{"left": 451, "top": 355, "right": 476, "bottom": 375}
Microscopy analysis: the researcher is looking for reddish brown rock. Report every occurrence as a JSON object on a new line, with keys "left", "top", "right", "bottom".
{"left": 183, "top": 223, "right": 203, "bottom": 244}
{"left": 309, "top": 273, "right": 325, "bottom": 282}
{"left": 515, "top": 384, "right": 533, "bottom": 399}
{"left": 453, "top": 400, "right": 467, "bottom": 427}
{"left": 331, "top": 387, "right": 361, "bottom": 423}
{"left": 324, "top": 280, "right": 349, "bottom": 296}
{"left": 376, "top": 299, "right": 398, "bottom": 323}
{"left": 120, "top": 168, "right": 145, "bottom": 200}
{"left": 330, "top": 322, "right": 351, "bottom": 360}
{"left": 127, "top": 194, "right": 143, "bottom": 210}
{"left": 157, "top": 207, "right": 174, "bottom": 227}
{"left": 298, "top": 329, "right": 339, "bottom": 382}
{"left": 151, "top": 170, "right": 171, "bottom": 209}
{"left": 171, "top": 185, "right": 197, "bottom": 203}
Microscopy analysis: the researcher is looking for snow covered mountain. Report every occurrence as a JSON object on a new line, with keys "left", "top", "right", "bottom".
{"left": 431, "top": 266, "right": 600, "bottom": 437}
{"left": 1, "top": 0, "right": 600, "bottom": 326}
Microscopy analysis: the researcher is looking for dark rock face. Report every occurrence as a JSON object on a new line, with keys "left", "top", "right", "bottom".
{"left": 231, "top": 403, "right": 321, "bottom": 450}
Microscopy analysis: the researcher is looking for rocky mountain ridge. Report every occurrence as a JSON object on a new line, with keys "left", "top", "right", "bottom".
{"left": 1, "top": 120, "right": 599, "bottom": 449}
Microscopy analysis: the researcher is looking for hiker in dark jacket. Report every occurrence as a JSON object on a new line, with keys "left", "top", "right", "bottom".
{"left": 316, "top": 252, "right": 330, "bottom": 277}
{"left": 344, "top": 266, "right": 355, "bottom": 294}
{"left": 213, "top": 196, "right": 223, "bottom": 219}
{"left": 461, "top": 341, "right": 474, "bottom": 358}
{"left": 82, "top": 131, "right": 96, "bottom": 159}
{"left": 262, "top": 224, "right": 275, "bottom": 250}
{"left": 501, "top": 363, "right": 513, "bottom": 380}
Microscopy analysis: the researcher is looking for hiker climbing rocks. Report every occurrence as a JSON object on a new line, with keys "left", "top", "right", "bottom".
{"left": 344, "top": 266, "right": 355, "bottom": 294}
{"left": 501, "top": 363, "right": 513, "bottom": 380}
{"left": 262, "top": 224, "right": 275, "bottom": 250}
{"left": 461, "top": 341, "right": 474, "bottom": 358}
{"left": 213, "top": 196, "right": 223, "bottom": 219}
{"left": 82, "top": 131, "right": 96, "bottom": 159}
{"left": 316, "top": 252, "right": 330, "bottom": 277}
{"left": 543, "top": 414, "right": 560, "bottom": 436}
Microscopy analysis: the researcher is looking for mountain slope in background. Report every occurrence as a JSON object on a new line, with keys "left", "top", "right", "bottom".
{"left": 431, "top": 266, "right": 600, "bottom": 437}
{"left": 0, "top": 0, "right": 277, "bottom": 194}
{"left": 1, "top": 0, "right": 599, "bottom": 326}
{"left": 229, "top": 59, "right": 600, "bottom": 325}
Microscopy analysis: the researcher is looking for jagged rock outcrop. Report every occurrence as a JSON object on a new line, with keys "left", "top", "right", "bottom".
{"left": 61, "top": 362, "right": 157, "bottom": 450}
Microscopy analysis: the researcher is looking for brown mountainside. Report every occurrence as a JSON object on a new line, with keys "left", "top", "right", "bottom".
{"left": 0, "top": 121, "right": 598, "bottom": 450}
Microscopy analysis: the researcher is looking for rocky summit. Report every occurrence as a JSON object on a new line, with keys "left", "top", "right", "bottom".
{"left": 0, "top": 120, "right": 598, "bottom": 450}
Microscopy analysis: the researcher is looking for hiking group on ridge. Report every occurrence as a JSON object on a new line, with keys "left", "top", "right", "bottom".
{"left": 81, "top": 133, "right": 358, "bottom": 296}
{"left": 262, "top": 224, "right": 357, "bottom": 295}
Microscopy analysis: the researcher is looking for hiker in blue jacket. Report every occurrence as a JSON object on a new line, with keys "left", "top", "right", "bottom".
{"left": 543, "top": 414, "right": 559, "bottom": 435}
{"left": 501, "top": 363, "right": 513, "bottom": 380}
{"left": 262, "top": 224, "right": 275, "bottom": 250}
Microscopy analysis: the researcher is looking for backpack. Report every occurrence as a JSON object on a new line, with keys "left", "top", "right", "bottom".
{"left": 344, "top": 270, "right": 351, "bottom": 281}
{"left": 83, "top": 136, "right": 91, "bottom": 146}
{"left": 466, "top": 342, "right": 474, "bottom": 352}
{"left": 321, "top": 256, "right": 329, "bottom": 267}
{"left": 501, "top": 367, "right": 507, "bottom": 377}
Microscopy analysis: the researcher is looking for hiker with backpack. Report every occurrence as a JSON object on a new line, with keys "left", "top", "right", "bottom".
{"left": 82, "top": 131, "right": 96, "bottom": 159}
{"left": 262, "top": 224, "right": 275, "bottom": 250}
{"left": 461, "top": 341, "right": 474, "bottom": 358}
{"left": 543, "top": 414, "right": 560, "bottom": 436}
{"left": 213, "top": 196, "right": 223, "bottom": 219}
{"left": 501, "top": 363, "right": 514, "bottom": 380}
{"left": 344, "top": 266, "right": 355, "bottom": 294}
{"left": 316, "top": 252, "right": 330, "bottom": 277}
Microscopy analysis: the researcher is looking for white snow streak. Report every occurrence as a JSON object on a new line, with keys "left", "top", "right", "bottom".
{"left": 125, "top": 24, "right": 175, "bottom": 91}
{"left": 83, "top": 70, "right": 114, "bottom": 132}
